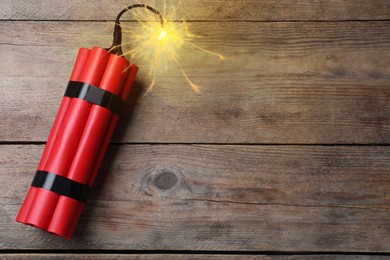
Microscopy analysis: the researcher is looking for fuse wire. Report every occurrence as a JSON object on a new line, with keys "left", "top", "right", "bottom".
{"left": 107, "top": 4, "right": 164, "bottom": 56}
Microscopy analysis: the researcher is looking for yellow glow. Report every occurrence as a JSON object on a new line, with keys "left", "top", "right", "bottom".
{"left": 158, "top": 29, "right": 166, "bottom": 41}
{"left": 119, "top": 2, "right": 224, "bottom": 93}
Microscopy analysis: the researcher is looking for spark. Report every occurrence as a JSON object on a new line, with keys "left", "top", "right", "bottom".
{"left": 157, "top": 29, "right": 167, "bottom": 41}
{"left": 119, "top": 2, "right": 224, "bottom": 93}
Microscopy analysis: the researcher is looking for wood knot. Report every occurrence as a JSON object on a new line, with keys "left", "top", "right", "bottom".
{"left": 154, "top": 172, "right": 178, "bottom": 190}
{"left": 141, "top": 166, "right": 187, "bottom": 197}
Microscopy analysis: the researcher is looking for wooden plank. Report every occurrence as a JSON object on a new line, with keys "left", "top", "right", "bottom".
{"left": 1, "top": 145, "right": 389, "bottom": 251}
{"left": 1, "top": 0, "right": 390, "bottom": 21}
{"left": 0, "top": 254, "right": 385, "bottom": 259}
{"left": 0, "top": 21, "right": 389, "bottom": 143}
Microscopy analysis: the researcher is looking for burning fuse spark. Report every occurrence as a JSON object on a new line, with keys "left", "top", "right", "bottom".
{"left": 108, "top": 2, "right": 224, "bottom": 93}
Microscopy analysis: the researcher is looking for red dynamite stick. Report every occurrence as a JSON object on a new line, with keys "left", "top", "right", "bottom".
{"left": 88, "top": 64, "right": 138, "bottom": 186}
{"left": 68, "top": 54, "right": 130, "bottom": 184}
{"left": 39, "top": 48, "right": 92, "bottom": 170}
{"left": 20, "top": 47, "right": 110, "bottom": 230}
{"left": 48, "top": 54, "right": 131, "bottom": 238}
{"left": 16, "top": 48, "right": 91, "bottom": 224}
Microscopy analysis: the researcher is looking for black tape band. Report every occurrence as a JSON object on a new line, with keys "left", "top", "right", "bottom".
{"left": 31, "top": 170, "right": 90, "bottom": 203}
{"left": 64, "top": 81, "right": 123, "bottom": 115}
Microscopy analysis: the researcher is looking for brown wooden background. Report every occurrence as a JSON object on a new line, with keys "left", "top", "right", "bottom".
{"left": 1, "top": 0, "right": 389, "bottom": 259}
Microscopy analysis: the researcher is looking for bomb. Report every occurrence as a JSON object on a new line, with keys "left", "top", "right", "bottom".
{"left": 16, "top": 4, "right": 163, "bottom": 239}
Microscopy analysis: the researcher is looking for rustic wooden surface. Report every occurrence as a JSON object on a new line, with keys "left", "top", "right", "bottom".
{"left": 1, "top": 21, "right": 389, "bottom": 144}
{"left": 1, "top": 0, "right": 390, "bottom": 21}
{"left": 0, "top": 0, "right": 389, "bottom": 259}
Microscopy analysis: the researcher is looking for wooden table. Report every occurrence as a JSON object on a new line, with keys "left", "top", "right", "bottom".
{"left": 1, "top": 0, "right": 389, "bottom": 258}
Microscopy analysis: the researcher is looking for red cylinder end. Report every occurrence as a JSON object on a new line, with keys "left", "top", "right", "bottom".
{"left": 80, "top": 47, "right": 109, "bottom": 86}
{"left": 70, "top": 48, "right": 92, "bottom": 81}
{"left": 16, "top": 187, "right": 37, "bottom": 223}
{"left": 48, "top": 196, "right": 84, "bottom": 240}
{"left": 24, "top": 189, "right": 59, "bottom": 230}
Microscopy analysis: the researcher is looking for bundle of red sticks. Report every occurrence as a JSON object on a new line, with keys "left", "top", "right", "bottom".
{"left": 16, "top": 46, "right": 138, "bottom": 239}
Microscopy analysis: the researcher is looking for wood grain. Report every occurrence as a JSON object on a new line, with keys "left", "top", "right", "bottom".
{"left": 1, "top": 0, "right": 389, "bottom": 256}
{"left": 1, "top": 0, "right": 389, "bottom": 21}
{"left": 1, "top": 145, "right": 389, "bottom": 251}
{"left": 0, "top": 21, "right": 389, "bottom": 143}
